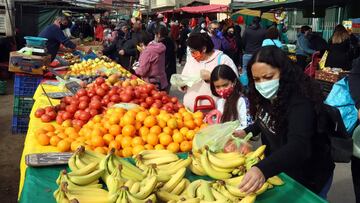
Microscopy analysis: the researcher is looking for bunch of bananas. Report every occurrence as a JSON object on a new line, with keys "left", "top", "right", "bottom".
{"left": 189, "top": 145, "right": 266, "bottom": 180}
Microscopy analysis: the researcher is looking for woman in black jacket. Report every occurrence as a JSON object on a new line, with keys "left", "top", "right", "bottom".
{"left": 325, "top": 24, "right": 359, "bottom": 70}
{"left": 234, "top": 46, "right": 335, "bottom": 198}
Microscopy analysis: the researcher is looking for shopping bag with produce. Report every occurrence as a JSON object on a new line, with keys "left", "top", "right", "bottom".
{"left": 193, "top": 120, "right": 244, "bottom": 153}
{"left": 170, "top": 74, "right": 202, "bottom": 88}
{"left": 223, "top": 133, "right": 253, "bottom": 154}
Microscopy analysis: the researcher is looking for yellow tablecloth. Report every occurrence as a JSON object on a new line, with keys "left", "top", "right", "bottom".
{"left": 18, "top": 84, "right": 64, "bottom": 198}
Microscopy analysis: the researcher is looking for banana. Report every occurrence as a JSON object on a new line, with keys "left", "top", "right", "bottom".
{"left": 171, "top": 178, "right": 187, "bottom": 195}
{"left": 225, "top": 184, "right": 247, "bottom": 197}
{"left": 245, "top": 157, "right": 260, "bottom": 171}
{"left": 143, "top": 155, "right": 179, "bottom": 165}
{"left": 210, "top": 188, "right": 230, "bottom": 202}
{"left": 125, "top": 179, "right": 136, "bottom": 189}
{"left": 179, "top": 197, "right": 201, "bottom": 203}
{"left": 113, "top": 157, "right": 144, "bottom": 181}
{"left": 68, "top": 155, "right": 79, "bottom": 172}
{"left": 156, "top": 191, "right": 181, "bottom": 202}
{"left": 212, "top": 164, "right": 235, "bottom": 173}
{"left": 161, "top": 167, "right": 186, "bottom": 192}
{"left": 82, "top": 147, "right": 106, "bottom": 159}
{"left": 107, "top": 155, "right": 117, "bottom": 174}
{"left": 213, "top": 152, "right": 244, "bottom": 160}
{"left": 139, "top": 149, "right": 177, "bottom": 159}
{"left": 267, "top": 176, "right": 284, "bottom": 186}
{"left": 130, "top": 182, "right": 141, "bottom": 194}
{"left": 268, "top": 183, "right": 274, "bottom": 189}
{"left": 67, "top": 168, "right": 104, "bottom": 186}
{"left": 200, "top": 151, "right": 232, "bottom": 179}
{"left": 198, "top": 181, "right": 215, "bottom": 201}
{"left": 186, "top": 180, "right": 202, "bottom": 198}
{"left": 132, "top": 176, "right": 157, "bottom": 199}
{"left": 128, "top": 192, "right": 157, "bottom": 203}
{"left": 247, "top": 145, "right": 266, "bottom": 160}
{"left": 54, "top": 187, "right": 70, "bottom": 203}
{"left": 239, "top": 195, "right": 256, "bottom": 203}
{"left": 67, "top": 162, "right": 98, "bottom": 176}
{"left": 260, "top": 154, "right": 265, "bottom": 160}
{"left": 208, "top": 150, "right": 245, "bottom": 168}
{"left": 255, "top": 182, "right": 269, "bottom": 195}
{"left": 64, "top": 181, "right": 103, "bottom": 190}
{"left": 156, "top": 159, "right": 185, "bottom": 170}
{"left": 189, "top": 155, "right": 206, "bottom": 176}
{"left": 157, "top": 158, "right": 192, "bottom": 176}
{"left": 232, "top": 168, "right": 240, "bottom": 175}
{"left": 62, "top": 183, "right": 109, "bottom": 203}
{"left": 75, "top": 154, "right": 88, "bottom": 169}
{"left": 99, "top": 154, "right": 112, "bottom": 182}
{"left": 224, "top": 175, "right": 244, "bottom": 186}
{"left": 212, "top": 181, "right": 238, "bottom": 202}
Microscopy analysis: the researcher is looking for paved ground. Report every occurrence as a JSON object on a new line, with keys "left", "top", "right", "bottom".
{"left": 0, "top": 65, "right": 356, "bottom": 202}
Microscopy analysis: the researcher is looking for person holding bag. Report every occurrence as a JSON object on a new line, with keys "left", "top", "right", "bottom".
{"left": 233, "top": 46, "right": 335, "bottom": 199}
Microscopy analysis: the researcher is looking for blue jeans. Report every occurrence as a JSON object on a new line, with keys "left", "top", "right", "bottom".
{"left": 318, "top": 173, "right": 334, "bottom": 200}
{"left": 242, "top": 54, "right": 253, "bottom": 72}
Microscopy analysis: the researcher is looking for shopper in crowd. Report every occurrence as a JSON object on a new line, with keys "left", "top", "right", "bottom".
{"left": 234, "top": 23, "right": 244, "bottom": 67}
{"left": 210, "top": 65, "right": 250, "bottom": 128}
{"left": 262, "top": 27, "right": 282, "bottom": 48}
{"left": 94, "top": 21, "right": 104, "bottom": 42}
{"left": 193, "top": 17, "right": 207, "bottom": 34}
{"left": 147, "top": 14, "right": 166, "bottom": 36}
{"left": 155, "top": 25, "right": 177, "bottom": 90}
{"left": 325, "top": 24, "right": 360, "bottom": 70}
{"left": 178, "top": 19, "right": 191, "bottom": 65}
{"left": 102, "top": 22, "right": 137, "bottom": 69}
{"left": 223, "top": 26, "right": 240, "bottom": 66}
{"left": 180, "top": 33, "right": 238, "bottom": 111}
{"left": 207, "top": 21, "right": 230, "bottom": 52}
{"left": 39, "top": 15, "right": 90, "bottom": 61}
{"left": 234, "top": 46, "right": 335, "bottom": 199}
{"left": 131, "top": 18, "right": 143, "bottom": 45}
{"left": 170, "top": 20, "right": 180, "bottom": 42}
{"left": 135, "top": 31, "right": 168, "bottom": 91}
{"left": 242, "top": 17, "right": 266, "bottom": 74}
{"left": 296, "top": 25, "right": 315, "bottom": 70}
{"left": 70, "top": 20, "right": 81, "bottom": 38}
{"left": 307, "top": 32, "right": 328, "bottom": 57}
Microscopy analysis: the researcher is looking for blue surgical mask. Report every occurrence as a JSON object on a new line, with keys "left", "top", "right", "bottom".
{"left": 255, "top": 79, "right": 280, "bottom": 99}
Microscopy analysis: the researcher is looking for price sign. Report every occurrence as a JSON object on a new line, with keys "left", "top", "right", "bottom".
{"left": 25, "top": 152, "right": 73, "bottom": 167}
{"left": 44, "top": 92, "right": 73, "bottom": 99}
{"left": 65, "top": 81, "right": 82, "bottom": 94}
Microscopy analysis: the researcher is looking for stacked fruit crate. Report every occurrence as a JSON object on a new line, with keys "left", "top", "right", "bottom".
{"left": 12, "top": 74, "right": 42, "bottom": 134}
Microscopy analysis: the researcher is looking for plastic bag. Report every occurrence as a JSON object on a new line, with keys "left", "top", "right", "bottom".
{"left": 170, "top": 74, "right": 202, "bottom": 88}
{"left": 193, "top": 121, "right": 240, "bottom": 153}
{"left": 223, "top": 133, "right": 253, "bottom": 154}
{"left": 112, "top": 103, "right": 140, "bottom": 110}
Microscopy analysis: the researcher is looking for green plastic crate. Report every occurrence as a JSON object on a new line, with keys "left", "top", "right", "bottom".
{"left": 13, "top": 96, "right": 34, "bottom": 116}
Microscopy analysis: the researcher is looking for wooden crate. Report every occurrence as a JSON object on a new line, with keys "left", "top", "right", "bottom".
{"left": 8, "top": 51, "right": 51, "bottom": 75}
{"left": 315, "top": 70, "right": 348, "bottom": 83}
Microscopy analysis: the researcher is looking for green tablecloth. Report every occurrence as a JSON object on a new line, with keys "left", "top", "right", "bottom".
{"left": 19, "top": 159, "right": 327, "bottom": 203}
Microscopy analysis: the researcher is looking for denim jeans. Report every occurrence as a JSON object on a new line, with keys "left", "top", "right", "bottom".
{"left": 242, "top": 54, "right": 253, "bottom": 72}
{"left": 318, "top": 173, "right": 334, "bottom": 200}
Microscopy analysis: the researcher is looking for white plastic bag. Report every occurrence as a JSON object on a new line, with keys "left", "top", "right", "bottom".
{"left": 170, "top": 74, "right": 201, "bottom": 88}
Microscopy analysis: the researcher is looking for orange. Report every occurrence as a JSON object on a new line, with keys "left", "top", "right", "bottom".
{"left": 159, "top": 133, "right": 172, "bottom": 146}
{"left": 91, "top": 128, "right": 103, "bottom": 138}
{"left": 132, "top": 145, "right": 145, "bottom": 155}
{"left": 149, "top": 107, "right": 160, "bottom": 116}
{"left": 146, "top": 133, "right": 159, "bottom": 146}
{"left": 109, "top": 125, "right": 121, "bottom": 136}
{"left": 115, "top": 149, "right": 123, "bottom": 157}
{"left": 43, "top": 124, "right": 55, "bottom": 132}
{"left": 57, "top": 140, "right": 71, "bottom": 152}
{"left": 135, "top": 122, "right": 142, "bottom": 130}
{"left": 150, "top": 125, "right": 162, "bottom": 135}
{"left": 50, "top": 135, "right": 61, "bottom": 147}
{"left": 93, "top": 115, "right": 102, "bottom": 123}
{"left": 46, "top": 131, "right": 56, "bottom": 138}
{"left": 108, "top": 140, "right": 121, "bottom": 150}
{"left": 144, "top": 116, "right": 157, "bottom": 128}
{"left": 94, "top": 147, "right": 107, "bottom": 155}
{"left": 139, "top": 126, "right": 150, "bottom": 140}
{"left": 65, "top": 127, "right": 77, "bottom": 135}
{"left": 122, "top": 146, "right": 133, "bottom": 157}
{"left": 180, "top": 141, "right": 192, "bottom": 152}
{"left": 57, "top": 132, "right": 67, "bottom": 139}
{"left": 71, "top": 141, "right": 82, "bottom": 151}
{"left": 121, "top": 136, "right": 133, "bottom": 148}
{"left": 136, "top": 111, "right": 148, "bottom": 122}
{"left": 154, "top": 144, "right": 165, "bottom": 150}
{"left": 131, "top": 137, "right": 145, "bottom": 147}
{"left": 184, "top": 120, "right": 196, "bottom": 130}
{"left": 200, "top": 123, "right": 208, "bottom": 129}
{"left": 160, "top": 113, "right": 171, "bottom": 121}
{"left": 62, "top": 120, "right": 73, "bottom": 128}
{"left": 122, "top": 125, "right": 136, "bottom": 137}
{"left": 167, "top": 142, "right": 180, "bottom": 153}
{"left": 115, "top": 135, "right": 124, "bottom": 143}
{"left": 68, "top": 132, "right": 79, "bottom": 140}
{"left": 76, "top": 137, "right": 86, "bottom": 143}
{"left": 158, "top": 119, "right": 167, "bottom": 128}
{"left": 172, "top": 132, "right": 184, "bottom": 144}
{"left": 37, "top": 133, "right": 50, "bottom": 146}
{"left": 35, "top": 128, "right": 47, "bottom": 135}
{"left": 174, "top": 113, "right": 182, "bottom": 119}
{"left": 122, "top": 114, "right": 135, "bottom": 126}
{"left": 163, "top": 127, "right": 173, "bottom": 135}
{"left": 65, "top": 137, "right": 75, "bottom": 143}
{"left": 193, "top": 111, "right": 204, "bottom": 120}
{"left": 186, "top": 130, "right": 195, "bottom": 140}
{"left": 194, "top": 118, "right": 203, "bottom": 127}
{"left": 144, "top": 144, "right": 154, "bottom": 150}
{"left": 176, "top": 119, "right": 184, "bottom": 129}
{"left": 103, "top": 120, "right": 112, "bottom": 130}
{"left": 109, "top": 116, "right": 120, "bottom": 125}
{"left": 178, "top": 108, "right": 187, "bottom": 114}
{"left": 126, "top": 110, "right": 137, "bottom": 118}
{"left": 114, "top": 107, "right": 126, "bottom": 114}
{"left": 182, "top": 112, "right": 193, "bottom": 121}
{"left": 103, "top": 134, "right": 115, "bottom": 145}
{"left": 87, "top": 120, "right": 95, "bottom": 129}
{"left": 91, "top": 135, "right": 105, "bottom": 147}
{"left": 180, "top": 127, "right": 189, "bottom": 135}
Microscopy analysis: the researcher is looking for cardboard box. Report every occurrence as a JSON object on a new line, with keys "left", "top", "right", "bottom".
{"left": 9, "top": 52, "right": 51, "bottom": 75}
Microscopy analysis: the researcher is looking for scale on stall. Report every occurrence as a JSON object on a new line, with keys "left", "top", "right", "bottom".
{"left": 25, "top": 152, "right": 73, "bottom": 167}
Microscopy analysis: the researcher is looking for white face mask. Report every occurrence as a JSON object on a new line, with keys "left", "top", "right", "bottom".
{"left": 255, "top": 79, "right": 280, "bottom": 99}
{"left": 201, "top": 23, "right": 206, "bottom": 29}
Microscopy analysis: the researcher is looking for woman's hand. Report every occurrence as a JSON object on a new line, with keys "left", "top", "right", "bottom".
{"left": 238, "top": 166, "right": 265, "bottom": 194}
{"left": 233, "top": 130, "right": 246, "bottom": 138}
{"left": 200, "top": 69, "right": 211, "bottom": 81}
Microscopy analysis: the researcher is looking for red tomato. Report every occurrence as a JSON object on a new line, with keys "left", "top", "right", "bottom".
{"left": 108, "top": 89, "right": 118, "bottom": 97}
{"left": 89, "top": 108, "right": 98, "bottom": 116}
{"left": 91, "top": 95, "right": 102, "bottom": 102}
{"left": 134, "top": 90, "right": 141, "bottom": 98}
{"left": 64, "top": 96, "right": 72, "bottom": 104}
{"left": 145, "top": 97, "right": 154, "bottom": 105}
{"left": 170, "top": 97, "right": 178, "bottom": 103}
{"left": 62, "top": 111, "right": 73, "bottom": 120}
{"left": 132, "top": 99, "right": 140, "bottom": 104}
{"left": 125, "top": 88, "right": 134, "bottom": 97}
{"left": 107, "top": 102, "right": 115, "bottom": 108}
{"left": 76, "top": 89, "right": 87, "bottom": 97}
{"left": 161, "top": 96, "right": 169, "bottom": 103}
{"left": 45, "top": 106, "right": 54, "bottom": 113}
{"left": 79, "top": 96, "right": 90, "bottom": 103}
{"left": 101, "top": 83, "right": 110, "bottom": 91}
{"left": 65, "top": 105, "right": 77, "bottom": 114}
{"left": 146, "top": 84, "right": 155, "bottom": 91}
{"left": 155, "top": 99, "right": 162, "bottom": 105}
{"left": 56, "top": 115, "right": 63, "bottom": 124}
{"left": 140, "top": 93, "right": 148, "bottom": 99}
{"left": 73, "top": 119, "right": 85, "bottom": 129}
{"left": 89, "top": 100, "right": 102, "bottom": 110}
{"left": 110, "top": 94, "right": 121, "bottom": 103}
{"left": 120, "top": 94, "right": 132, "bottom": 102}
{"left": 41, "top": 114, "right": 52, "bottom": 122}
{"left": 95, "top": 87, "right": 106, "bottom": 96}
{"left": 95, "top": 77, "right": 105, "bottom": 85}
{"left": 74, "top": 110, "right": 82, "bottom": 120}
{"left": 102, "top": 98, "right": 110, "bottom": 106}
{"left": 152, "top": 103, "right": 162, "bottom": 108}
{"left": 140, "top": 102, "right": 149, "bottom": 108}
{"left": 70, "top": 99, "right": 80, "bottom": 106}
{"left": 35, "top": 108, "right": 45, "bottom": 118}
{"left": 47, "top": 111, "right": 57, "bottom": 120}
{"left": 153, "top": 92, "right": 161, "bottom": 99}
{"left": 78, "top": 101, "right": 88, "bottom": 110}
{"left": 79, "top": 111, "right": 91, "bottom": 121}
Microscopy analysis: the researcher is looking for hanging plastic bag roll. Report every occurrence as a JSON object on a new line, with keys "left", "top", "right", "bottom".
{"left": 170, "top": 74, "right": 202, "bottom": 88}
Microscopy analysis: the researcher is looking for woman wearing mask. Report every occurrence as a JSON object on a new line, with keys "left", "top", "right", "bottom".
{"left": 224, "top": 26, "right": 240, "bottom": 67}
{"left": 180, "top": 33, "right": 238, "bottom": 111}
{"left": 135, "top": 31, "right": 168, "bottom": 91}
{"left": 234, "top": 46, "right": 335, "bottom": 199}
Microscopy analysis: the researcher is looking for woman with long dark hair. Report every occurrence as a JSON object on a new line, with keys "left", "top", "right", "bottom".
{"left": 234, "top": 46, "right": 335, "bottom": 198}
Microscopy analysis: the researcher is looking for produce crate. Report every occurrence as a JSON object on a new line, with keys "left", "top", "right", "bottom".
{"left": 13, "top": 96, "right": 35, "bottom": 116}
{"left": 315, "top": 70, "right": 348, "bottom": 83}
{"left": 12, "top": 115, "right": 30, "bottom": 134}
{"left": 14, "top": 74, "right": 42, "bottom": 96}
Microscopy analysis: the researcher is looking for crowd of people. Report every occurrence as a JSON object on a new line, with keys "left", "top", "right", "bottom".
{"left": 38, "top": 13, "right": 360, "bottom": 202}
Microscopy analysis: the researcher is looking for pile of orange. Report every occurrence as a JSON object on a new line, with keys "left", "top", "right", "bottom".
{"left": 35, "top": 106, "right": 207, "bottom": 157}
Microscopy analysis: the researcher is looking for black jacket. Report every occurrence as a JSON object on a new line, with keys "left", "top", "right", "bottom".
{"left": 326, "top": 36, "right": 359, "bottom": 70}
{"left": 160, "top": 37, "right": 177, "bottom": 83}
{"left": 103, "top": 33, "right": 137, "bottom": 69}
{"left": 245, "top": 93, "right": 335, "bottom": 194}
{"left": 242, "top": 25, "right": 266, "bottom": 54}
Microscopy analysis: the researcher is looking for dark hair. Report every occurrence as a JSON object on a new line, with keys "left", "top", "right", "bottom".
{"left": 210, "top": 65, "right": 243, "bottom": 123}
{"left": 266, "top": 27, "right": 279, "bottom": 39}
{"left": 180, "top": 19, "right": 189, "bottom": 27}
{"left": 301, "top": 25, "right": 312, "bottom": 33}
{"left": 186, "top": 32, "right": 214, "bottom": 53}
{"left": 138, "top": 31, "right": 154, "bottom": 46}
{"left": 331, "top": 24, "right": 350, "bottom": 44}
{"left": 155, "top": 25, "right": 168, "bottom": 38}
{"left": 247, "top": 46, "right": 324, "bottom": 135}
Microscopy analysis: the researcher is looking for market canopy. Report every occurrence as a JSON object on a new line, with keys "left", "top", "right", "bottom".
{"left": 160, "top": 4, "right": 229, "bottom": 14}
